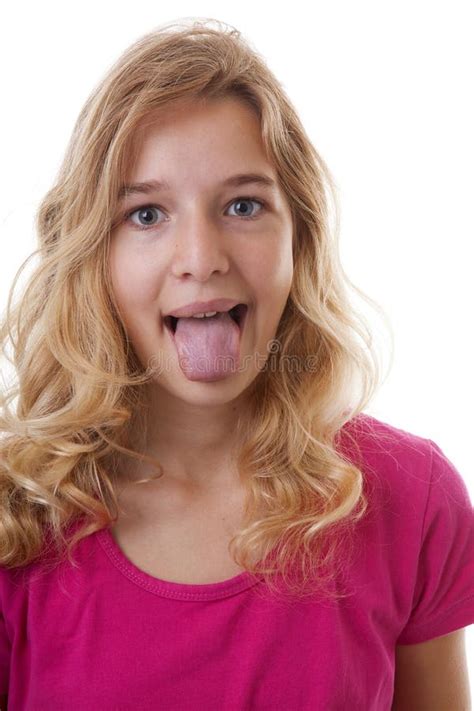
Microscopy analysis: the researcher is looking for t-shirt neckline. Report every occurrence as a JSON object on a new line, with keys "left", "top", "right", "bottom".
{"left": 96, "top": 526, "right": 262, "bottom": 601}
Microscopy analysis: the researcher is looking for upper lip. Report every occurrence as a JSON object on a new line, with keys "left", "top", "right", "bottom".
{"left": 165, "top": 298, "right": 245, "bottom": 319}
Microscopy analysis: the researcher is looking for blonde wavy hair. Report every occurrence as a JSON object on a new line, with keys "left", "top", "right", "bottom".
{"left": 0, "top": 17, "right": 393, "bottom": 600}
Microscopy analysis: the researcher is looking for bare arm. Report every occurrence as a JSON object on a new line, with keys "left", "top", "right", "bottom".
{"left": 392, "top": 628, "right": 471, "bottom": 710}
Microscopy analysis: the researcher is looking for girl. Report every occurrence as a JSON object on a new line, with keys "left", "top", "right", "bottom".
{"left": 0, "top": 18, "right": 472, "bottom": 710}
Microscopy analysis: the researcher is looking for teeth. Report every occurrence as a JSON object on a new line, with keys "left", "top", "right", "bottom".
{"left": 191, "top": 311, "right": 218, "bottom": 318}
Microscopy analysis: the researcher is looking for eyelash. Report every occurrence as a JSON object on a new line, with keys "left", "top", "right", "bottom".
{"left": 124, "top": 196, "right": 267, "bottom": 232}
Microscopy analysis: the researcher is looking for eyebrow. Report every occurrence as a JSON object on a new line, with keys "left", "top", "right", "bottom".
{"left": 118, "top": 173, "right": 277, "bottom": 201}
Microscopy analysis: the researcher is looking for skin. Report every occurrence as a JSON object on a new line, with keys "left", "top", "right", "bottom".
{"left": 109, "top": 96, "right": 294, "bottom": 498}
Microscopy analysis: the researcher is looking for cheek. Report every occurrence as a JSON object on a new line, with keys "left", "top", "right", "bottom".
{"left": 109, "top": 245, "right": 158, "bottom": 316}
{"left": 256, "top": 240, "right": 293, "bottom": 303}
{"left": 245, "top": 225, "right": 292, "bottom": 273}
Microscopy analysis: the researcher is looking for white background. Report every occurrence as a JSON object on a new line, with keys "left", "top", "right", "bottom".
{"left": 1, "top": 0, "right": 473, "bottom": 695}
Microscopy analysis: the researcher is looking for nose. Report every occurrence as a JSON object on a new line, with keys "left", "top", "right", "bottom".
{"left": 170, "top": 206, "right": 231, "bottom": 281}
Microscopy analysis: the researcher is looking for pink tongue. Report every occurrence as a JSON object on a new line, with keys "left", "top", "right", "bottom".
{"left": 173, "top": 311, "right": 241, "bottom": 380}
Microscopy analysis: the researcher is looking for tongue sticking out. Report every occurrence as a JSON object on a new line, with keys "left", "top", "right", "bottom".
{"left": 173, "top": 311, "right": 241, "bottom": 381}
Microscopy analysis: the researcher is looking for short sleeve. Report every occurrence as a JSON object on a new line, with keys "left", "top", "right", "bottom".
{"left": 0, "top": 605, "right": 10, "bottom": 692}
{"left": 397, "top": 439, "right": 474, "bottom": 644}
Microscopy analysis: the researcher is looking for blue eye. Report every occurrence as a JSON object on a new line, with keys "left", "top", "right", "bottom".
{"left": 125, "top": 196, "right": 266, "bottom": 232}
{"left": 226, "top": 197, "right": 265, "bottom": 219}
{"left": 127, "top": 206, "right": 164, "bottom": 230}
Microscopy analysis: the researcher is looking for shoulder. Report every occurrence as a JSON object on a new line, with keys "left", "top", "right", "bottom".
{"left": 339, "top": 411, "right": 433, "bottom": 459}
{"left": 339, "top": 411, "right": 471, "bottom": 497}
{"left": 337, "top": 412, "right": 436, "bottom": 498}
{"left": 337, "top": 413, "right": 472, "bottom": 556}
{"left": 338, "top": 413, "right": 473, "bottom": 646}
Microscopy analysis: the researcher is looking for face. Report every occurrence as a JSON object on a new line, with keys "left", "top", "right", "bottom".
{"left": 109, "top": 96, "right": 294, "bottom": 407}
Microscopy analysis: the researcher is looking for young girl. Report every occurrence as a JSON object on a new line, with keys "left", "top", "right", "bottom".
{"left": 0, "top": 19, "right": 472, "bottom": 710}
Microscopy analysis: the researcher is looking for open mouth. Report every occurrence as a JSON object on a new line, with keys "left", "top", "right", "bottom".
{"left": 164, "top": 303, "right": 248, "bottom": 335}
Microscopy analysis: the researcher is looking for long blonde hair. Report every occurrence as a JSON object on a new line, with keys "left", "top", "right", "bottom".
{"left": 0, "top": 17, "right": 393, "bottom": 599}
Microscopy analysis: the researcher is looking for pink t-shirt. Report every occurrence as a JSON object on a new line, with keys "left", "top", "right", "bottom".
{"left": 1, "top": 414, "right": 473, "bottom": 710}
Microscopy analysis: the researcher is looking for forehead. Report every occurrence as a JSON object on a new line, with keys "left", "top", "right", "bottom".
{"left": 135, "top": 95, "right": 261, "bottom": 140}
{"left": 126, "top": 96, "right": 270, "bottom": 174}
